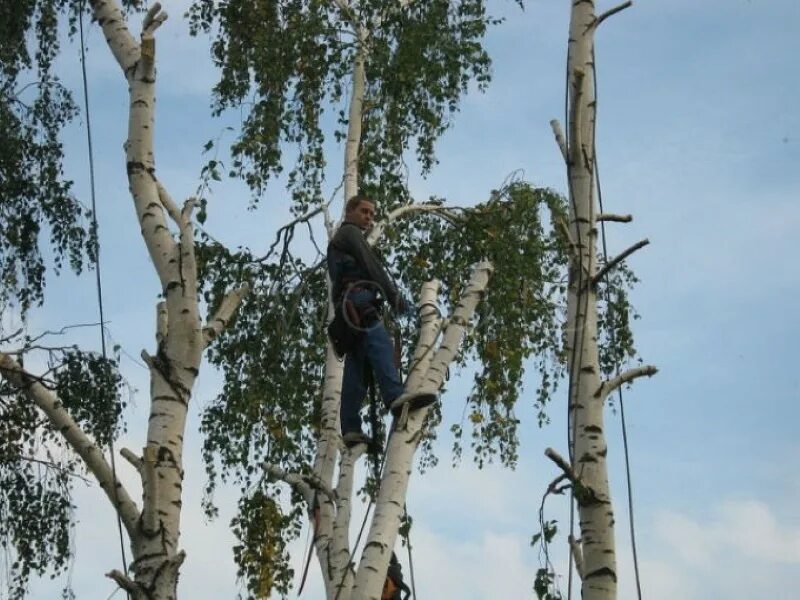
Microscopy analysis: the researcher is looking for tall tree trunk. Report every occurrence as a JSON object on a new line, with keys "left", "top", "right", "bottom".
{"left": 547, "top": 2, "right": 655, "bottom": 598}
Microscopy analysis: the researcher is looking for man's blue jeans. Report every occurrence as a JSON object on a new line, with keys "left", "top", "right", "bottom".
{"left": 340, "top": 292, "right": 404, "bottom": 436}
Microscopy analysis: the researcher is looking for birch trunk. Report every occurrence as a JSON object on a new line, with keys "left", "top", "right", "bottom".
{"left": 548, "top": 2, "right": 654, "bottom": 598}
{"left": 310, "top": 6, "right": 368, "bottom": 594}
{"left": 351, "top": 262, "right": 493, "bottom": 599}
{"left": 562, "top": 3, "right": 619, "bottom": 597}
{"left": 1, "top": 2, "right": 245, "bottom": 597}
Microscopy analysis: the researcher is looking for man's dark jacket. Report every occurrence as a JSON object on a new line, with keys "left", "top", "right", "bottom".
{"left": 327, "top": 221, "right": 400, "bottom": 309}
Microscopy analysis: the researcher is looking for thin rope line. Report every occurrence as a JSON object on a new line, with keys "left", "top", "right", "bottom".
{"left": 79, "top": 3, "right": 130, "bottom": 594}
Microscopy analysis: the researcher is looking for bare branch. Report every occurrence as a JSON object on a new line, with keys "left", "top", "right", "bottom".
{"left": 550, "top": 119, "right": 568, "bottom": 163}
{"left": 596, "top": 365, "right": 658, "bottom": 398}
{"left": 120, "top": 448, "right": 143, "bottom": 472}
{"left": 264, "top": 463, "right": 336, "bottom": 506}
{"left": 591, "top": 238, "right": 649, "bottom": 286}
{"left": 142, "top": 3, "right": 168, "bottom": 37}
{"left": 596, "top": 1, "right": 633, "bottom": 28}
{"left": 0, "top": 352, "right": 140, "bottom": 534}
{"left": 203, "top": 284, "right": 250, "bottom": 348}
{"left": 596, "top": 213, "right": 632, "bottom": 223}
{"left": 106, "top": 570, "right": 138, "bottom": 594}
{"left": 155, "top": 180, "right": 181, "bottom": 225}
{"left": 544, "top": 447, "right": 580, "bottom": 486}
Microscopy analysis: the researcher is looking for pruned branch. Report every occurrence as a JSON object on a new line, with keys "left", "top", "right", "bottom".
{"left": 0, "top": 352, "right": 140, "bottom": 534}
{"left": 550, "top": 119, "right": 568, "bottom": 163}
{"left": 106, "top": 570, "right": 139, "bottom": 594}
{"left": 202, "top": 284, "right": 250, "bottom": 347}
{"left": 544, "top": 447, "right": 580, "bottom": 487}
{"left": 596, "top": 1, "right": 633, "bottom": 28}
{"left": 592, "top": 238, "right": 649, "bottom": 286}
{"left": 142, "top": 2, "right": 168, "bottom": 38}
{"left": 596, "top": 213, "right": 632, "bottom": 223}
{"left": 155, "top": 180, "right": 181, "bottom": 225}
{"left": 120, "top": 448, "right": 142, "bottom": 472}
{"left": 596, "top": 365, "right": 658, "bottom": 398}
{"left": 264, "top": 463, "right": 337, "bottom": 506}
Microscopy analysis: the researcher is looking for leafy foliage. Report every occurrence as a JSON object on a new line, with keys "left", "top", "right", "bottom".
{"left": 391, "top": 183, "right": 569, "bottom": 467}
{"left": 196, "top": 181, "right": 575, "bottom": 591}
{"left": 187, "top": 0, "right": 503, "bottom": 210}
{"left": 231, "top": 489, "right": 302, "bottom": 598}
{"left": 0, "top": 347, "right": 124, "bottom": 598}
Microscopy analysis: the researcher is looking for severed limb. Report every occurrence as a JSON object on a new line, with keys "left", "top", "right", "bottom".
{"left": 591, "top": 238, "right": 649, "bottom": 287}
{"left": 596, "top": 1, "right": 633, "bottom": 28}
{"left": 596, "top": 365, "right": 658, "bottom": 399}
{"left": 550, "top": 119, "right": 569, "bottom": 163}
{"left": 120, "top": 448, "right": 143, "bottom": 472}
{"left": 596, "top": 213, "right": 632, "bottom": 223}
{"left": 264, "top": 463, "right": 337, "bottom": 507}
{"left": 202, "top": 285, "right": 250, "bottom": 347}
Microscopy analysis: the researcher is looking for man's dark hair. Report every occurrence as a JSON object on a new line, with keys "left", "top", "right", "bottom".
{"left": 345, "top": 193, "right": 375, "bottom": 213}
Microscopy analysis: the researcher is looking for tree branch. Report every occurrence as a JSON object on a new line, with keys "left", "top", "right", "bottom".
{"left": 367, "top": 203, "right": 460, "bottom": 245}
{"left": 264, "top": 463, "right": 337, "bottom": 506}
{"left": 155, "top": 180, "right": 181, "bottom": 226}
{"left": 0, "top": 352, "right": 140, "bottom": 535}
{"left": 120, "top": 447, "right": 142, "bottom": 472}
{"left": 544, "top": 447, "right": 580, "bottom": 487}
{"left": 550, "top": 119, "right": 568, "bottom": 163}
{"left": 596, "top": 213, "right": 632, "bottom": 223}
{"left": 596, "top": 365, "right": 658, "bottom": 398}
{"left": 202, "top": 284, "right": 250, "bottom": 347}
{"left": 106, "top": 570, "right": 139, "bottom": 594}
{"left": 591, "top": 238, "right": 649, "bottom": 286}
{"left": 595, "top": 1, "right": 633, "bottom": 28}
{"left": 88, "top": 0, "right": 140, "bottom": 75}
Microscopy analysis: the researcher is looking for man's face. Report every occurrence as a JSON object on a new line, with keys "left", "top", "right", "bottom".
{"left": 347, "top": 200, "right": 376, "bottom": 230}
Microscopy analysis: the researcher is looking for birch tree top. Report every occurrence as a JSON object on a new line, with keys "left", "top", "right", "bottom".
{"left": 187, "top": 0, "right": 518, "bottom": 209}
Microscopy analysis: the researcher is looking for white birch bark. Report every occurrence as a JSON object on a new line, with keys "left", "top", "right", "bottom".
{"left": 0, "top": 2, "right": 245, "bottom": 598}
{"left": 351, "top": 262, "right": 493, "bottom": 600}
{"left": 548, "top": 3, "right": 654, "bottom": 599}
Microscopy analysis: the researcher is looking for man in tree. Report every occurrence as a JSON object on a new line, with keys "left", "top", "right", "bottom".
{"left": 327, "top": 194, "right": 436, "bottom": 447}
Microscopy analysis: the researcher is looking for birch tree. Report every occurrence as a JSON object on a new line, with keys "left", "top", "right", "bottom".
{"left": 535, "top": 2, "right": 656, "bottom": 599}
{"left": 190, "top": 1, "right": 573, "bottom": 597}
{"left": 0, "top": 1, "right": 247, "bottom": 597}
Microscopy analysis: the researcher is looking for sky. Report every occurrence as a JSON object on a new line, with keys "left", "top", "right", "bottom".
{"left": 9, "top": 0, "right": 800, "bottom": 598}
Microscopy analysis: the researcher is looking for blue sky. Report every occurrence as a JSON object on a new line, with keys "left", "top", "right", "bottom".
{"left": 14, "top": 0, "right": 800, "bottom": 598}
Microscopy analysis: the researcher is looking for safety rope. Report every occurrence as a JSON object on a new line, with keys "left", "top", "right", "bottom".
{"left": 78, "top": 3, "right": 130, "bottom": 595}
